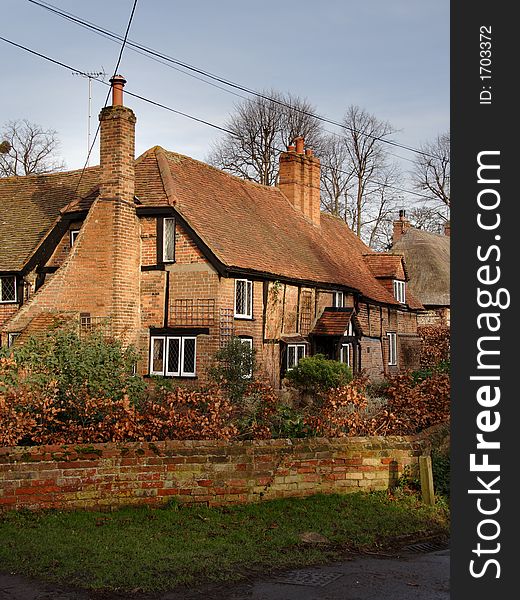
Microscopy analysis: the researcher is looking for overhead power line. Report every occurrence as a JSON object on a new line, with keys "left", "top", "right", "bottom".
{"left": 0, "top": 34, "right": 434, "bottom": 201}
{"left": 25, "top": 0, "right": 443, "bottom": 161}
{"left": 72, "top": 0, "right": 139, "bottom": 197}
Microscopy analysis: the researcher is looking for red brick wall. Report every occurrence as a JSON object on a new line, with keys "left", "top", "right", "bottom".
{"left": 46, "top": 221, "right": 84, "bottom": 269}
{"left": 0, "top": 434, "right": 429, "bottom": 511}
{"left": 0, "top": 304, "right": 18, "bottom": 330}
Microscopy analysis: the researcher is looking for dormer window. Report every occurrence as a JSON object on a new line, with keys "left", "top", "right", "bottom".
{"left": 393, "top": 280, "right": 406, "bottom": 303}
{"left": 70, "top": 230, "right": 80, "bottom": 246}
{"left": 0, "top": 276, "right": 17, "bottom": 303}
{"left": 333, "top": 291, "right": 344, "bottom": 307}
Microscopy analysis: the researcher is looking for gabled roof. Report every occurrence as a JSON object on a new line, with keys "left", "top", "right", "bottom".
{"left": 363, "top": 253, "right": 408, "bottom": 280}
{"left": 311, "top": 307, "right": 361, "bottom": 336}
{"left": 391, "top": 227, "right": 450, "bottom": 307}
{"left": 0, "top": 146, "right": 419, "bottom": 309}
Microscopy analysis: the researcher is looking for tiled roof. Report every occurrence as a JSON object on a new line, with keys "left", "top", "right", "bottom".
{"left": 311, "top": 308, "right": 356, "bottom": 336}
{"left": 158, "top": 149, "right": 400, "bottom": 306}
{"left": 0, "top": 146, "right": 418, "bottom": 308}
{"left": 363, "top": 253, "right": 407, "bottom": 280}
{"left": 0, "top": 167, "right": 99, "bottom": 271}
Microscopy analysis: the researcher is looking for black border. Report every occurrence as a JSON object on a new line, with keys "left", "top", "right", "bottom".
{"left": 452, "top": 2, "right": 515, "bottom": 596}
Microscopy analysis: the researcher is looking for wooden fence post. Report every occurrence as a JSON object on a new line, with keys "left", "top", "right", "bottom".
{"left": 419, "top": 455, "right": 435, "bottom": 505}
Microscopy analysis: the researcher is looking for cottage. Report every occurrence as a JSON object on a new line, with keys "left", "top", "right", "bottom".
{"left": 391, "top": 210, "right": 450, "bottom": 326}
{"left": 0, "top": 76, "right": 423, "bottom": 386}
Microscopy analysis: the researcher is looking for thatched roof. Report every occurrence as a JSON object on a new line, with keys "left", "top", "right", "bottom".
{"left": 391, "top": 228, "right": 450, "bottom": 307}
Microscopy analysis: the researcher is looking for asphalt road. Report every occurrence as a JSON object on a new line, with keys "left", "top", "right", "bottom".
{"left": 0, "top": 549, "right": 449, "bottom": 600}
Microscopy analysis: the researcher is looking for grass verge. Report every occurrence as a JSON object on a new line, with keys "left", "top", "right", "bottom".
{"left": 0, "top": 491, "right": 449, "bottom": 593}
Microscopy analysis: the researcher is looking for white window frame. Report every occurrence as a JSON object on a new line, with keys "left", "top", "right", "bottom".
{"left": 287, "top": 343, "right": 306, "bottom": 371}
{"left": 340, "top": 343, "right": 352, "bottom": 367}
{"left": 7, "top": 332, "right": 21, "bottom": 348}
{"left": 70, "top": 229, "right": 81, "bottom": 246}
{"left": 387, "top": 332, "right": 397, "bottom": 366}
{"left": 150, "top": 335, "right": 197, "bottom": 377}
{"left": 238, "top": 337, "right": 253, "bottom": 379}
{"left": 163, "top": 217, "right": 176, "bottom": 263}
{"left": 393, "top": 279, "right": 406, "bottom": 303}
{"left": 0, "top": 275, "right": 17, "bottom": 303}
{"left": 234, "top": 279, "right": 253, "bottom": 319}
{"left": 333, "top": 291, "right": 344, "bottom": 308}
{"left": 150, "top": 336, "right": 166, "bottom": 376}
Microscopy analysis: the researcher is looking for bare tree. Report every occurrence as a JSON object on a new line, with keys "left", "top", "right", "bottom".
{"left": 319, "top": 133, "right": 355, "bottom": 218}
{"left": 411, "top": 132, "right": 450, "bottom": 208}
{"left": 364, "top": 165, "right": 402, "bottom": 250}
{"left": 207, "top": 91, "right": 323, "bottom": 186}
{"left": 0, "top": 119, "right": 65, "bottom": 177}
{"left": 342, "top": 105, "right": 395, "bottom": 237}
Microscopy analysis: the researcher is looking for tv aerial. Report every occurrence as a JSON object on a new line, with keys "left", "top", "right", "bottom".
{"left": 72, "top": 69, "right": 106, "bottom": 164}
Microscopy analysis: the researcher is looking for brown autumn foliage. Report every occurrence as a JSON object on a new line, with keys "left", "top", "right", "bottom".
{"left": 1, "top": 357, "right": 449, "bottom": 446}
{"left": 418, "top": 324, "right": 450, "bottom": 368}
{"left": 304, "top": 370, "right": 450, "bottom": 438}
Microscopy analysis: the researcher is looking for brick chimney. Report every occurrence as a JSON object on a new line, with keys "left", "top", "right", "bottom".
{"left": 99, "top": 75, "right": 136, "bottom": 202}
{"left": 278, "top": 137, "right": 321, "bottom": 226}
{"left": 2, "top": 75, "right": 141, "bottom": 349}
{"left": 393, "top": 209, "right": 411, "bottom": 244}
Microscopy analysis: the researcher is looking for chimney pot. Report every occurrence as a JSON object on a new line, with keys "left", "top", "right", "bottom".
{"left": 399, "top": 209, "right": 406, "bottom": 219}
{"left": 305, "top": 148, "right": 313, "bottom": 157}
{"left": 287, "top": 144, "right": 296, "bottom": 152}
{"left": 110, "top": 74, "right": 127, "bottom": 106}
{"left": 294, "top": 136, "right": 304, "bottom": 154}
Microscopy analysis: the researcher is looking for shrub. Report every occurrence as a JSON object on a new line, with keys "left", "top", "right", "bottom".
{"left": 285, "top": 354, "right": 352, "bottom": 394}
{"left": 208, "top": 338, "right": 255, "bottom": 402}
{"left": 1, "top": 328, "right": 144, "bottom": 406}
{"left": 432, "top": 450, "right": 450, "bottom": 498}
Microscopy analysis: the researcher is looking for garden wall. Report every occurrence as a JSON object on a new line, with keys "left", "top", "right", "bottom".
{"left": 0, "top": 433, "right": 436, "bottom": 511}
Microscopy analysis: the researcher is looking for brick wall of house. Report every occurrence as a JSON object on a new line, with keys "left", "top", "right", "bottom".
{"left": 45, "top": 220, "right": 85, "bottom": 269}
{"left": 140, "top": 217, "right": 157, "bottom": 267}
{"left": 0, "top": 304, "right": 18, "bottom": 330}
{"left": 360, "top": 337, "right": 384, "bottom": 380}
{"left": 0, "top": 434, "right": 430, "bottom": 512}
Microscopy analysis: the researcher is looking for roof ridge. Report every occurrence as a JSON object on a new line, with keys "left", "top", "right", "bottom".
{"left": 154, "top": 147, "right": 179, "bottom": 206}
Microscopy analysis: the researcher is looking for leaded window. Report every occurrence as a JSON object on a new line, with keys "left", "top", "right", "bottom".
{"left": 234, "top": 279, "right": 253, "bottom": 319}
{"left": 150, "top": 335, "right": 197, "bottom": 377}
{"left": 163, "top": 218, "right": 176, "bottom": 262}
{"left": 387, "top": 332, "right": 397, "bottom": 366}
{"left": 0, "top": 276, "right": 16, "bottom": 303}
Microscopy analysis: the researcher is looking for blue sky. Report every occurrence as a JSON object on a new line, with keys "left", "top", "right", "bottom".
{"left": 1, "top": 0, "right": 449, "bottom": 182}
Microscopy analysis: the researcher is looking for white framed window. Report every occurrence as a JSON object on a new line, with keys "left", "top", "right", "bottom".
{"left": 387, "top": 332, "right": 397, "bottom": 366}
{"left": 340, "top": 343, "right": 352, "bottom": 367}
{"left": 0, "top": 276, "right": 17, "bottom": 303}
{"left": 333, "top": 291, "right": 344, "bottom": 307}
{"left": 234, "top": 279, "right": 253, "bottom": 319}
{"left": 163, "top": 217, "right": 176, "bottom": 262}
{"left": 238, "top": 337, "right": 253, "bottom": 378}
{"left": 7, "top": 332, "right": 21, "bottom": 347}
{"left": 343, "top": 320, "right": 354, "bottom": 337}
{"left": 70, "top": 229, "right": 80, "bottom": 246}
{"left": 287, "top": 343, "right": 306, "bottom": 371}
{"left": 149, "top": 335, "right": 197, "bottom": 377}
{"left": 393, "top": 280, "right": 406, "bottom": 303}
